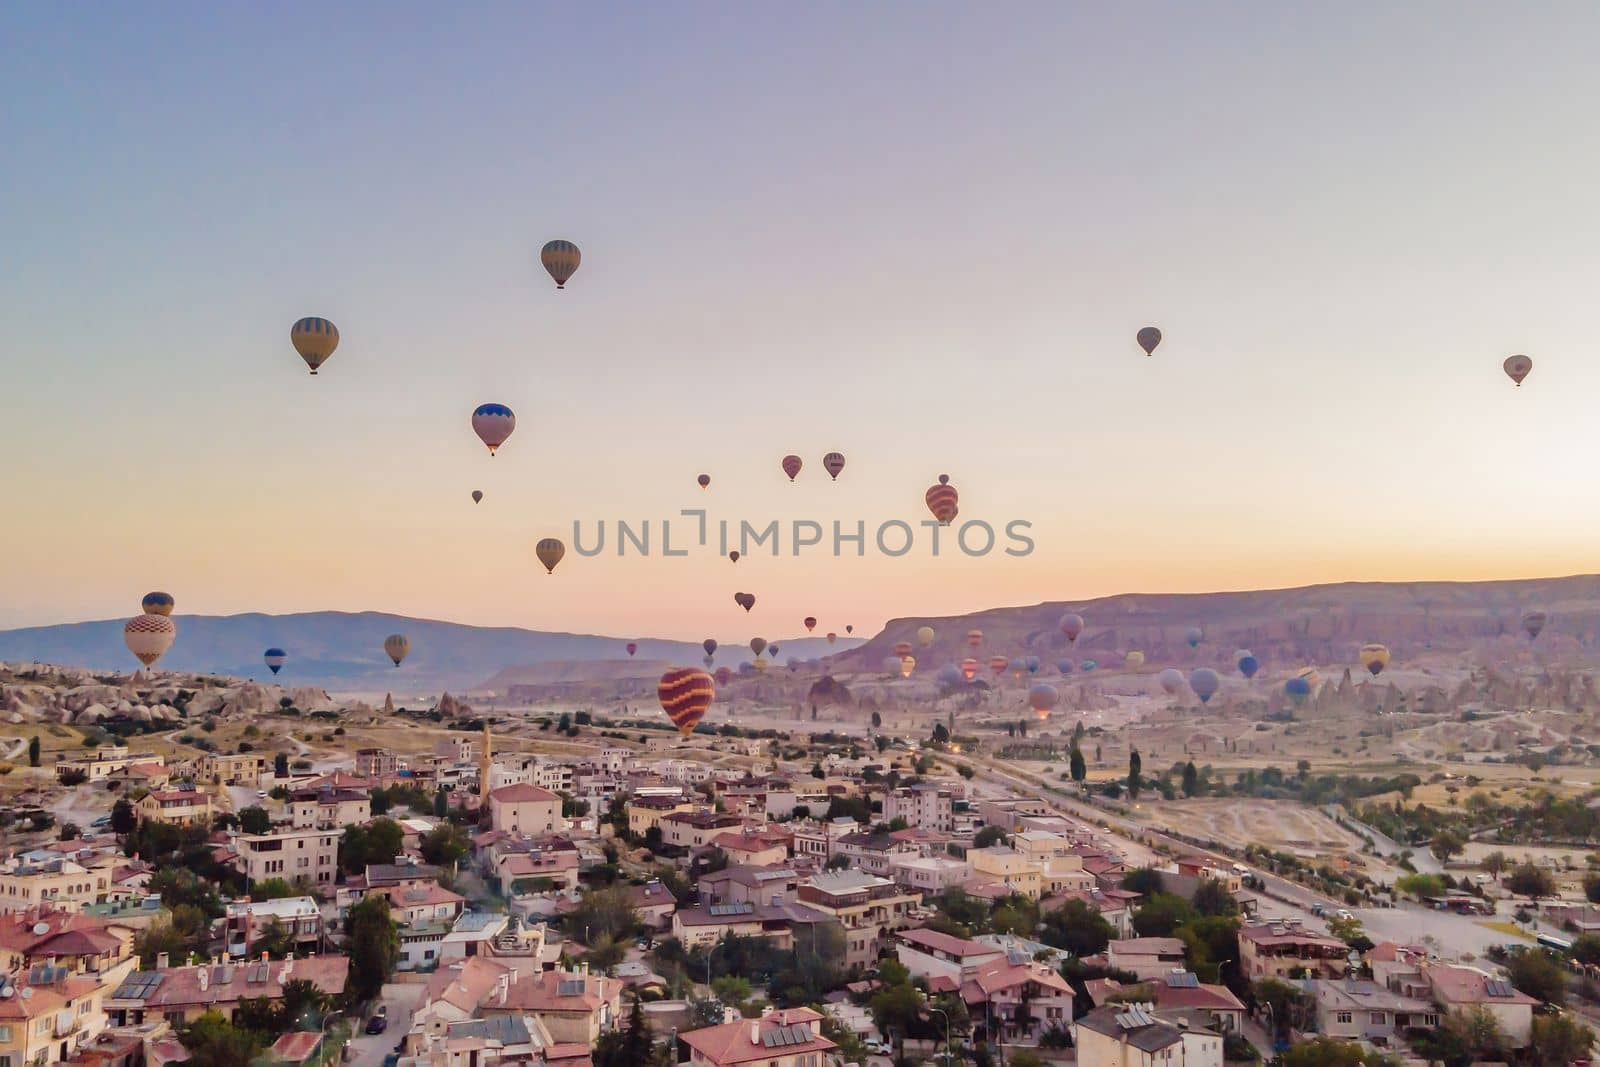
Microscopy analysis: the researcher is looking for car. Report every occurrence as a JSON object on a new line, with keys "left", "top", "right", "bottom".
{"left": 1335, "top": 909, "right": 1353, "bottom": 921}
{"left": 865, "top": 1041, "right": 892, "bottom": 1056}
{"left": 366, "top": 1007, "right": 388, "bottom": 1035}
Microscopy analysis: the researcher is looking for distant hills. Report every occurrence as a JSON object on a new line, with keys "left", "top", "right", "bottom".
{"left": 0, "top": 611, "right": 855, "bottom": 692}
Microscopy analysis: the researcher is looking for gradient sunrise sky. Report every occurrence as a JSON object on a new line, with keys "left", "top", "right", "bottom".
{"left": 3, "top": 5, "right": 1598, "bottom": 640}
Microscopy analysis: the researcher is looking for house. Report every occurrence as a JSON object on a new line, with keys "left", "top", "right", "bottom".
{"left": 104, "top": 954, "right": 349, "bottom": 1026}
{"left": 1420, "top": 963, "right": 1537, "bottom": 1048}
{"left": 698, "top": 866, "right": 800, "bottom": 908}
{"left": 356, "top": 749, "right": 399, "bottom": 777}
{"left": 891, "top": 856, "right": 972, "bottom": 895}
{"left": 480, "top": 964, "right": 623, "bottom": 1044}
{"left": 234, "top": 827, "right": 340, "bottom": 888}
{"left": 0, "top": 909, "right": 133, "bottom": 976}
{"left": 1092, "top": 972, "right": 1246, "bottom": 1035}
{"left": 1306, "top": 977, "right": 1438, "bottom": 1046}
{"left": 671, "top": 902, "right": 808, "bottom": 950}
{"left": 135, "top": 791, "right": 213, "bottom": 827}
{"left": 55, "top": 747, "right": 163, "bottom": 784}
{"left": 966, "top": 848, "right": 1043, "bottom": 899}
{"left": 0, "top": 968, "right": 111, "bottom": 1066}
{"left": 406, "top": 1012, "right": 561, "bottom": 1067}
{"left": 218, "top": 896, "right": 323, "bottom": 959}
{"left": 1238, "top": 920, "right": 1350, "bottom": 981}
{"left": 959, "top": 955, "right": 1077, "bottom": 1046}
{"left": 622, "top": 880, "right": 678, "bottom": 931}
{"left": 894, "top": 928, "right": 1004, "bottom": 985}
{"left": 289, "top": 788, "right": 370, "bottom": 831}
{"left": 441, "top": 912, "right": 513, "bottom": 963}
{"left": 375, "top": 882, "right": 467, "bottom": 927}
{"left": 660, "top": 811, "right": 746, "bottom": 851}
{"left": 835, "top": 832, "right": 922, "bottom": 878}
{"left": 1072, "top": 1004, "right": 1224, "bottom": 1067}
{"left": 680, "top": 1007, "right": 837, "bottom": 1067}
{"left": 796, "top": 871, "right": 920, "bottom": 968}
{"left": 492, "top": 847, "right": 581, "bottom": 895}
{"left": 0, "top": 855, "right": 119, "bottom": 913}
{"left": 626, "top": 796, "right": 697, "bottom": 837}
{"left": 1106, "top": 938, "right": 1188, "bottom": 982}
{"left": 883, "top": 785, "right": 954, "bottom": 833}
{"left": 115, "top": 762, "right": 173, "bottom": 791}
{"left": 712, "top": 829, "right": 791, "bottom": 867}
{"left": 488, "top": 785, "right": 565, "bottom": 836}
{"left": 194, "top": 752, "right": 271, "bottom": 787}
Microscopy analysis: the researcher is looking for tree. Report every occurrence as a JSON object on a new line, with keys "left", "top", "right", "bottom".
{"left": 1182, "top": 761, "right": 1199, "bottom": 797}
{"left": 1394, "top": 873, "right": 1447, "bottom": 899}
{"left": 1569, "top": 933, "right": 1600, "bottom": 967}
{"left": 565, "top": 885, "right": 641, "bottom": 944}
{"left": 1127, "top": 749, "right": 1142, "bottom": 799}
{"left": 1191, "top": 878, "right": 1239, "bottom": 918}
{"left": 1121, "top": 868, "right": 1165, "bottom": 896}
{"left": 1280, "top": 1037, "right": 1394, "bottom": 1066}
{"left": 1584, "top": 871, "right": 1600, "bottom": 905}
{"left": 1253, "top": 979, "right": 1314, "bottom": 1043}
{"left": 594, "top": 998, "right": 654, "bottom": 1067}
{"left": 1481, "top": 850, "right": 1509, "bottom": 880}
{"left": 340, "top": 818, "right": 403, "bottom": 875}
{"left": 1506, "top": 948, "right": 1567, "bottom": 1005}
{"left": 1006, "top": 1053, "right": 1044, "bottom": 1067}
{"left": 1069, "top": 745, "right": 1086, "bottom": 786}
{"left": 27, "top": 736, "right": 40, "bottom": 767}
{"left": 250, "top": 878, "right": 300, "bottom": 902}
{"left": 1429, "top": 1006, "right": 1507, "bottom": 1066}
{"left": 238, "top": 806, "right": 271, "bottom": 835}
{"left": 810, "top": 762, "right": 825, "bottom": 779}
{"left": 420, "top": 822, "right": 472, "bottom": 869}
{"left": 180, "top": 1011, "right": 263, "bottom": 1067}
{"left": 434, "top": 787, "right": 448, "bottom": 818}
{"left": 346, "top": 895, "right": 399, "bottom": 1002}
{"left": 1039, "top": 898, "right": 1113, "bottom": 957}
{"left": 273, "top": 752, "right": 289, "bottom": 777}
{"left": 1131, "top": 893, "right": 1195, "bottom": 938}
{"left": 110, "top": 797, "right": 137, "bottom": 835}
{"left": 871, "top": 712, "right": 882, "bottom": 729}
{"left": 1504, "top": 862, "right": 1557, "bottom": 900}
{"left": 1530, "top": 1012, "right": 1595, "bottom": 1066}
{"left": 973, "top": 826, "right": 1007, "bottom": 849}
{"left": 868, "top": 981, "right": 925, "bottom": 1054}
{"left": 932, "top": 723, "right": 950, "bottom": 744}
{"left": 1431, "top": 831, "right": 1465, "bottom": 864}
{"left": 825, "top": 853, "right": 852, "bottom": 871}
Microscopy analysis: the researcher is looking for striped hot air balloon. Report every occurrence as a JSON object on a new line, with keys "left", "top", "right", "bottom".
{"left": 822, "top": 452, "right": 846, "bottom": 480}
{"left": 989, "top": 655, "right": 1009, "bottom": 676}
{"left": 781, "top": 455, "right": 803, "bottom": 481}
{"left": 658, "top": 667, "right": 715, "bottom": 736}
{"left": 472, "top": 404, "right": 516, "bottom": 454}
{"left": 124, "top": 614, "right": 176, "bottom": 667}
{"left": 925, "top": 475, "right": 959, "bottom": 525}
{"left": 960, "top": 658, "right": 980, "bottom": 680}
{"left": 535, "top": 538, "right": 565, "bottom": 574}
{"left": 290, "top": 317, "right": 339, "bottom": 374}
{"left": 540, "top": 239, "right": 581, "bottom": 289}
{"left": 384, "top": 634, "right": 410, "bottom": 667}
{"left": 263, "top": 648, "right": 287, "bottom": 675}
{"left": 1358, "top": 643, "right": 1390, "bottom": 676}
{"left": 141, "top": 592, "right": 175, "bottom": 616}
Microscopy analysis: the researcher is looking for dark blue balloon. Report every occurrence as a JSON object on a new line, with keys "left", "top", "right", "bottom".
{"left": 1238, "top": 655, "right": 1259, "bottom": 679}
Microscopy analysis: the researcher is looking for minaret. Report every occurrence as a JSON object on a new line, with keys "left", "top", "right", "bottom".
{"left": 480, "top": 721, "right": 492, "bottom": 797}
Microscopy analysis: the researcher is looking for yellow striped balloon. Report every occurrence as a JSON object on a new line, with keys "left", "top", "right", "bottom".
{"left": 536, "top": 538, "right": 566, "bottom": 574}
{"left": 541, "top": 240, "right": 581, "bottom": 289}
{"left": 290, "top": 317, "right": 339, "bottom": 374}
{"left": 658, "top": 667, "right": 715, "bottom": 736}
{"left": 383, "top": 633, "right": 409, "bottom": 667}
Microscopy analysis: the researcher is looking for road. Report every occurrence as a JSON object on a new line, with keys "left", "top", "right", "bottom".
{"left": 345, "top": 981, "right": 425, "bottom": 1067}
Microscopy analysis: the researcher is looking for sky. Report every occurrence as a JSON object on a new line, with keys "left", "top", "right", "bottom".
{"left": 3, "top": 4, "right": 1599, "bottom": 642}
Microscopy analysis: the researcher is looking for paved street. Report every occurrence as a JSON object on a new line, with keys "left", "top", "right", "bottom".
{"left": 345, "top": 982, "right": 426, "bottom": 1067}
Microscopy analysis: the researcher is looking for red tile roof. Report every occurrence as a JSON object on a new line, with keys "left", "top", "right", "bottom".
{"left": 490, "top": 784, "right": 560, "bottom": 804}
{"left": 680, "top": 1009, "right": 835, "bottom": 1066}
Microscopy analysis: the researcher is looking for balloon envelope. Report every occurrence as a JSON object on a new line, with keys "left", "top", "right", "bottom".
{"left": 967, "top": 629, "right": 985, "bottom": 648}
{"left": 1028, "top": 683, "right": 1059, "bottom": 717}
{"left": 471, "top": 490, "right": 483, "bottom": 504}
{"left": 1059, "top": 614, "right": 1084, "bottom": 644}
{"left": 535, "top": 538, "right": 566, "bottom": 574}
{"left": 141, "top": 592, "right": 175, "bottom": 616}
{"left": 658, "top": 667, "right": 714, "bottom": 736}
{"left": 1124, "top": 651, "right": 1145, "bottom": 671}
{"left": 1189, "top": 667, "right": 1221, "bottom": 704}
{"left": 989, "top": 655, "right": 1009, "bottom": 675}
{"left": 826, "top": 632, "right": 837, "bottom": 644}
{"left": 263, "top": 647, "right": 287, "bottom": 675}
{"left": 822, "top": 452, "right": 846, "bottom": 480}
{"left": 1285, "top": 676, "right": 1312, "bottom": 704}
{"left": 703, "top": 639, "right": 718, "bottom": 657}
{"left": 290, "top": 317, "right": 339, "bottom": 374}
{"left": 750, "top": 638, "right": 767, "bottom": 657}
{"left": 1081, "top": 659, "right": 1097, "bottom": 672}
{"left": 1503, "top": 354, "right": 1533, "bottom": 386}
{"left": 1136, "top": 326, "right": 1162, "bottom": 356}
{"left": 916, "top": 626, "right": 935, "bottom": 647}
{"left": 893, "top": 641, "right": 914, "bottom": 658}
{"left": 960, "top": 658, "right": 979, "bottom": 680}
{"left": 805, "top": 617, "right": 818, "bottom": 632}
{"left": 883, "top": 655, "right": 904, "bottom": 676}
{"left": 938, "top": 664, "right": 963, "bottom": 686}
{"left": 1158, "top": 667, "right": 1184, "bottom": 695}
{"left": 1522, "top": 609, "right": 1547, "bottom": 640}
{"left": 698, "top": 474, "right": 711, "bottom": 489}
{"left": 626, "top": 642, "right": 638, "bottom": 657}
{"left": 1358, "top": 643, "right": 1390, "bottom": 676}
{"left": 925, "top": 475, "right": 959, "bottom": 525}
{"left": 1238, "top": 655, "right": 1260, "bottom": 679}
{"left": 781, "top": 455, "right": 803, "bottom": 481}
{"left": 1057, "top": 658, "right": 1075, "bottom": 674}
{"left": 899, "top": 655, "right": 916, "bottom": 679}
{"left": 1185, "top": 626, "right": 1204, "bottom": 648}
{"left": 540, "top": 239, "right": 581, "bottom": 288}
{"left": 472, "top": 404, "right": 516, "bottom": 454}
{"left": 124, "top": 614, "right": 176, "bottom": 667}
{"left": 384, "top": 634, "right": 409, "bottom": 666}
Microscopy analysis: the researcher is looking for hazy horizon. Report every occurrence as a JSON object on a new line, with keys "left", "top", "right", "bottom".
{"left": 5, "top": 5, "right": 1597, "bottom": 640}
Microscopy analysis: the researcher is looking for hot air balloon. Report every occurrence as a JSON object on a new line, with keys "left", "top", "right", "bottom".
{"left": 141, "top": 592, "right": 175, "bottom": 617}
{"left": 124, "top": 614, "right": 175, "bottom": 668}
{"left": 1059, "top": 614, "right": 1084, "bottom": 644}
{"left": 893, "top": 641, "right": 914, "bottom": 658}
{"left": 626, "top": 642, "right": 638, "bottom": 658}
{"left": 1503, "top": 354, "right": 1533, "bottom": 387}
{"left": 1359, "top": 643, "right": 1390, "bottom": 677}
{"left": 804, "top": 617, "right": 817, "bottom": 632}
{"left": 846, "top": 625, "right": 854, "bottom": 635}
{"left": 1125, "top": 651, "right": 1145, "bottom": 671}
{"left": 1136, "top": 326, "right": 1162, "bottom": 357}
{"left": 1522, "top": 609, "right": 1547, "bottom": 640}
{"left": 750, "top": 638, "right": 767, "bottom": 657}
{"left": 1025, "top": 656, "right": 1041, "bottom": 675}
{"left": 1057, "top": 658, "right": 1075, "bottom": 674}
{"left": 263, "top": 648, "right": 286, "bottom": 675}
{"left": 290, "top": 317, "right": 339, "bottom": 374}
{"left": 729, "top": 551, "right": 740, "bottom": 563}
{"left": 1238, "top": 655, "right": 1260, "bottom": 679}
{"left": 471, "top": 490, "right": 483, "bottom": 504}
{"left": 735, "top": 593, "right": 755, "bottom": 612}
{"left": 825, "top": 632, "right": 837, "bottom": 644}
{"left": 823, "top": 452, "right": 846, "bottom": 480}
{"left": 1158, "top": 668, "right": 1184, "bottom": 695}
{"left": 698, "top": 474, "right": 711, "bottom": 489}
{"left": 1028, "top": 682, "right": 1059, "bottom": 719}
{"left": 472, "top": 404, "right": 516, "bottom": 455}
{"left": 1081, "top": 659, "right": 1098, "bottom": 672}
{"left": 1285, "top": 676, "right": 1311, "bottom": 706}
{"left": 916, "top": 626, "right": 935, "bottom": 647}
{"left": 703, "top": 639, "right": 718, "bottom": 658}
{"left": 960, "top": 658, "right": 980, "bottom": 680}
{"left": 714, "top": 666, "right": 733, "bottom": 686}
{"left": 781, "top": 455, "right": 803, "bottom": 481}
{"left": 1189, "top": 667, "right": 1221, "bottom": 705}
{"left": 658, "top": 667, "right": 714, "bottom": 736}
{"left": 540, "top": 239, "right": 581, "bottom": 289}
{"left": 1185, "top": 626, "right": 1203, "bottom": 648}
{"left": 989, "top": 655, "right": 1010, "bottom": 676}
{"left": 535, "top": 538, "right": 565, "bottom": 574}
{"left": 883, "top": 655, "right": 904, "bottom": 677}
{"left": 384, "top": 634, "right": 409, "bottom": 667}
{"left": 938, "top": 664, "right": 963, "bottom": 686}
{"left": 899, "top": 655, "right": 916, "bottom": 679}
{"left": 967, "top": 630, "right": 984, "bottom": 649}
{"left": 788, "top": 658, "right": 799, "bottom": 672}
{"left": 925, "top": 475, "right": 959, "bottom": 525}
{"left": 769, "top": 644, "right": 780, "bottom": 657}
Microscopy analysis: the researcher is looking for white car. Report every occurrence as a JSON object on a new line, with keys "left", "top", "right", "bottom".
{"left": 865, "top": 1040, "right": 892, "bottom": 1056}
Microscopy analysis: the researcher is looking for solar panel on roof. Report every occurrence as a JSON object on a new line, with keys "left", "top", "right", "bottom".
{"left": 1165, "top": 972, "right": 1200, "bottom": 988}
{"left": 761, "top": 1031, "right": 782, "bottom": 1048}
{"left": 557, "top": 980, "right": 585, "bottom": 997}
{"left": 1485, "top": 978, "right": 1513, "bottom": 997}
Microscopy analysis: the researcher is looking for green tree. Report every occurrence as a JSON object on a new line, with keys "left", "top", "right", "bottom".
{"left": 868, "top": 981, "right": 925, "bottom": 1054}
{"left": 1530, "top": 1012, "right": 1595, "bottom": 1066}
{"left": 1007, "top": 1052, "right": 1044, "bottom": 1067}
{"left": 1504, "top": 862, "right": 1557, "bottom": 900}
{"left": 252, "top": 918, "right": 297, "bottom": 960}
{"left": 1280, "top": 1037, "right": 1395, "bottom": 1066}
{"left": 1132, "top": 892, "right": 1195, "bottom": 938}
{"left": 566, "top": 885, "right": 641, "bottom": 944}
{"left": 932, "top": 723, "right": 950, "bottom": 744}
{"left": 250, "top": 878, "right": 299, "bottom": 902}
{"left": 1569, "top": 933, "right": 1600, "bottom": 966}
{"left": 340, "top": 817, "right": 403, "bottom": 875}
{"left": 1506, "top": 948, "right": 1567, "bottom": 1005}
{"left": 1039, "top": 898, "right": 1113, "bottom": 956}
{"left": 346, "top": 895, "right": 399, "bottom": 1002}
{"left": 871, "top": 712, "right": 882, "bottom": 729}
{"left": 1191, "top": 878, "right": 1239, "bottom": 918}
{"left": 594, "top": 998, "right": 654, "bottom": 1067}
{"left": 1431, "top": 831, "right": 1465, "bottom": 863}
{"left": 1128, "top": 748, "right": 1142, "bottom": 799}
{"left": 420, "top": 822, "right": 472, "bottom": 869}
{"left": 1482, "top": 850, "right": 1509, "bottom": 880}
{"left": 1182, "top": 761, "right": 1199, "bottom": 797}
{"left": 179, "top": 1011, "right": 263, "bottom": 1067}
{"left": 1429, "top": 1006, "right": 1506, "bottom": 1066}
{"left": 973, "top": 826, "right": 1007, "bottom": 849}
{"left": 1069, "top": 744, "right": 1086, "bottom": 786}
{"left": 238, "top": 805, "right": 271, "bottom": 835}
{"left": 1253, "top": 979, "right": 1315, "bottom": 1043}
{"left": 273, "top": 752, "right": 289, "bottom": 777}
{"left": 1121, "top": 868, "right": 1165, "bottom": 896}
{"left": 110, "top": 797, "right": 137, "bottom": 835}
{"left": 1583, "top": 871, "right": 1600, "bottom": 905}
{"left": 1394, "top": 873, "right": 1447, "bottom": 899}
{"left": 27, "top": 736, "right": 40, "bottom": 767}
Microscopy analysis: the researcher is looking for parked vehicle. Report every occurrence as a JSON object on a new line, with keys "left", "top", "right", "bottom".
{"left": 366, "top": 1006, "right": 388, "bottom": 1035}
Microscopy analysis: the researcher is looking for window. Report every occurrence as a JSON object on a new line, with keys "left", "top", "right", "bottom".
{"left": 0, "top": 1026, "right": 11, "bottom": 1042}
{"left": 1371, "top": 1012, "right": 1385, "bottom": 1025}
{"left": 1335, "top": 1012, "right": 1352, "bottom": 1025}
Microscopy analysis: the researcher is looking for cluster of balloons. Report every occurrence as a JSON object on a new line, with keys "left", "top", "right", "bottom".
{"left": 777, "top": 452, "right": 847, "bottom": 482}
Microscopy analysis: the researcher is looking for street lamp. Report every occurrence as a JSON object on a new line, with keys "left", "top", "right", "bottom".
{"left": 928, "top": 1005, "right": 952, "bottom": 1067}
{"left": 319, "top": 1009, "right": 346, "bottom": 1065}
